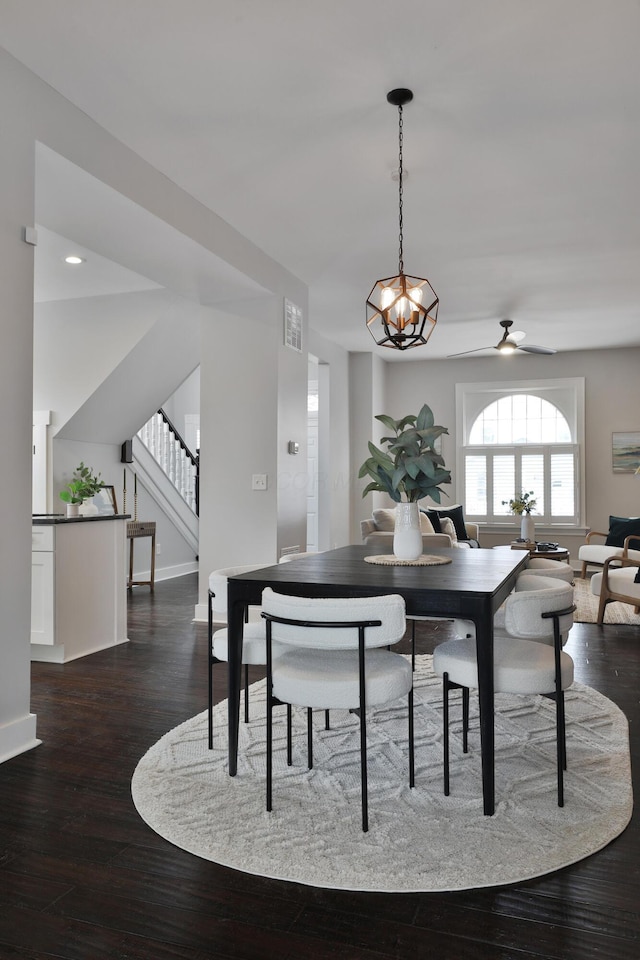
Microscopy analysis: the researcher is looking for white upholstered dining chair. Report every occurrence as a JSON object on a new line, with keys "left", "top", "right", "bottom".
{"left": 433, "top": 575, "right": 575, "bottom": 806}
{"left": 207, "top": 563, "right": 275, "bottom": 749}
{"left": 261, "top": 588, "right": 413, "bottom": 832}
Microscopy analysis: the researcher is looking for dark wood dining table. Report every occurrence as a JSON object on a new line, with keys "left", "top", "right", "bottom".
{"left": 226, "top": 543, "right": 528, "bottom": 815}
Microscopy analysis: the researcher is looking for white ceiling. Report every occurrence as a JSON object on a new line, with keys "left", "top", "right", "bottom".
{"left": 3, "top": 0, "right": 640, "bottom": 359}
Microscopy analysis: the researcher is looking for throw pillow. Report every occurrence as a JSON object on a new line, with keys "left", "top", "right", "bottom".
{"left": 419, "top": 512, "right": 435, "bottom": 534}
{"left": 440, "top": 516, "right": 458, "bottom": 543}
{"left": 605, "top": 516, "right": 640, "bottom": 548}
{"left": 423, "top": 505, "right": 469, "bottom": 541}
{"left": 422, "top": 508, "right": 442, "bottom": 533}
{"left": 635, "top": 566, "right": 640, "bottom": 584}
{"left": 372, "top": 508, "right": 397, "bottom": 532}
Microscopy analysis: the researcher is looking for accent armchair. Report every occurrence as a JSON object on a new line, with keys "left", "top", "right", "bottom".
{"left": 590, "top": 556, "right": 640, "bottom": 624}
{"left": 578, "top": 517, "right": 640, "bottom": 578}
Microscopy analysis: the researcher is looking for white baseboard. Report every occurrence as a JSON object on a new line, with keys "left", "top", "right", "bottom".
{"left": 0, "top": 714, "right": 41, "bottom": 765}
{"left": 134, "top": 561, "right": 198, "bottom": 584}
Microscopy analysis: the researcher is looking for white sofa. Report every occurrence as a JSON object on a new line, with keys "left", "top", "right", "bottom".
{"left": 361, "top": 507, "right": 480, "bottom": 550}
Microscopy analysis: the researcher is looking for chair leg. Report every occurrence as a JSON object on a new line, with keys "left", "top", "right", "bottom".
{"left": 359, "top": 707, "right": 369, "bottom": 832}
{"left": 408, "top": 687, "right": 415, "bottom": 788}
{"left": 307, "top": 708, "right": 313, "bottom": 769}
{"left": 596, "top": 590, "right": 609, "bottom": 625}
{"left": 411, "top": 619, "right": 416, "bottom": 671}
{"left": 325, "top": 709, "right": 330, "bottom": 730}
{"left": 286, "top": 704, "right": 292, "bottom": 767}
{"left": 556, "top": 690, "right": 566, "bottom": 807}
{"left": 580, "top": 561, "right": 588, "bottom": 579}
{"left": 266, "top": 683, "right": 273, "bottom": 814}
{"left": 244, "top": 664, "right": 249, "bottom": 723}
{"left": 462, "top": 686, "right": 470, "bottom": 754}
{"left": 443, "top": 673, "right": 450, "bottom": 797}
{"left": 208, "top": 590, "right": 214, "bottom": 750}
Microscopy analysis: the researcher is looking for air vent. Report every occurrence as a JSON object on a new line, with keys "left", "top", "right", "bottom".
{"left": 284, "top": 299, "right": 302, "bottom": 352}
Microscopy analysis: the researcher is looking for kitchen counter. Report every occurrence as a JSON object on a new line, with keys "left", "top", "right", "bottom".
{"left": 31, "top": 515, "right": 129, "bottom": 662}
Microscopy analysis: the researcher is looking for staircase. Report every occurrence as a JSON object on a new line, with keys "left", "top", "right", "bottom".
{"left": 134, "top": 409, "right": 199, "bottom": 555}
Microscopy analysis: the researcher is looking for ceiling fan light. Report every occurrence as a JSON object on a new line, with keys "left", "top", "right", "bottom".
{"left": 497, "top": 340, "right": 517, "bottom": 354}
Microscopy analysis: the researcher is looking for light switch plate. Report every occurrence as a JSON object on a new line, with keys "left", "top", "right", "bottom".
{"left": 252, "top": 474, "right": 268, "bottom": 491}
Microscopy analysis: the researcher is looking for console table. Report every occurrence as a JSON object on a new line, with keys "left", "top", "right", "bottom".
{"left": 126, "top": 521, "right": 156, "bottom": 591}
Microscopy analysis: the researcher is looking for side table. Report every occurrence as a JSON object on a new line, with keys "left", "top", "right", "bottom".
{"left": 127, "top": 521, "right": 156, "bottom": 591}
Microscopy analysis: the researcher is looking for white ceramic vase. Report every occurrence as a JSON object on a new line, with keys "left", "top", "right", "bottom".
{"left": 393, "top": 502, "right": 423, "bottom": 560}
{"left": 520, "top": 513, "right": 535, "bottom": 542}
{"left": 79, "top": 499, "right": 99, "bottom": 517}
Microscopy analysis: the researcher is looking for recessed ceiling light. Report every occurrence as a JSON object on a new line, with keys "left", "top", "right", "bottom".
{"left": 64, "top": 255, "right": 85, "bottom": 265}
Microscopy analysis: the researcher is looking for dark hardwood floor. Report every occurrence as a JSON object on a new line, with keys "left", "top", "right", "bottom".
{"left": 0, "top": 574, "right": 638, "bottom": 960}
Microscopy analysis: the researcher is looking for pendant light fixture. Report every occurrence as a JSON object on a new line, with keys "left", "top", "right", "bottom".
{"left": 366, "top": 89, "right": 439, "bottom": 351}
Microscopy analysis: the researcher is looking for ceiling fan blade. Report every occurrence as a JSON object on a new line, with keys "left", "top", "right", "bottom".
{"left": 446, "top": 345, "right": 492, "bottom": 358}
{"left": 517, "top": 344, "right": 557, "bottom": 355}
{"left": 509, "top": 330, "right": 526, "bottom": 342}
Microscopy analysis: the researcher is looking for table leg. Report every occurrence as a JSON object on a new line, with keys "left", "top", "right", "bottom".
{"left": 227, "top": 590, "right": 244, "bottom": 777}
{"left": 475, "top": 611, "right": 495, "bottom": 816}
{"left": 149, "top": 531, "right": 156, "bottom": 592}
{"left": 128, "top": 537, "right": 134, "bottom": 590}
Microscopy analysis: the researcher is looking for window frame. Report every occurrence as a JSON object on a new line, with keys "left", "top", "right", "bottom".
{"left": 455, "top": 378, "right": 586, "bottom": 532}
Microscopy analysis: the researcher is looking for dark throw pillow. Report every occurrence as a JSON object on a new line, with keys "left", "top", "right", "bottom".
{"left": 635, "top": 566, "right": 640, "bottom": 584}
{"left": 422, "top": 508, "right": 442, "bottom": 533}
{"left": 422, "top": 505, "right": 469, "bottom": 541}
{"left": 605, "top": 516, "right": 640, "bottom": 548}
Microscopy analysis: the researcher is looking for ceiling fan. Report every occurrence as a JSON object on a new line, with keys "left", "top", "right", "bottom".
{"left": 448, "top": 320, "right": 557, "bottom": 358}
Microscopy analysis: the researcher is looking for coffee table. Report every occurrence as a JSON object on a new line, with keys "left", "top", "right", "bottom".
{"left": 226, "top": 544, "right": 528, "bottom": 815}
{"left": 531, "top": 546, "right": 570, "bottom": 561}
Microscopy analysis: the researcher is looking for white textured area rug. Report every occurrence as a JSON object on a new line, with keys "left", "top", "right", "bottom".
{"left": 131, "top": 656, "right": 633, "bottom": 892}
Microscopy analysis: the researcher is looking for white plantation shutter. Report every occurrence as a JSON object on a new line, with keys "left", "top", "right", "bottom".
{"left": 465, "top": 455, "right": 486, "bottom": 515}
{"left": 550, "top": 453, "right": 576, "bottom": 520}
{"left": 493, "top": 456, "right": 514, "bottom": 516}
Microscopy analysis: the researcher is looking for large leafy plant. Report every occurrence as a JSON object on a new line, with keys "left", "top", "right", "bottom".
{"left": 359, "top": 403, "right": 451, "bottom": 503}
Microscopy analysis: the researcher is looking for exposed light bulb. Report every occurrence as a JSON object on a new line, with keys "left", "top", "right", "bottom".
{"left": 381, "top": 286, "right": 395, "bottom": 310}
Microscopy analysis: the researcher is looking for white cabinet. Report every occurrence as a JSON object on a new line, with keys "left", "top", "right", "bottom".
{"left": 31, "top": 518, "right": 128, "bottom": 663}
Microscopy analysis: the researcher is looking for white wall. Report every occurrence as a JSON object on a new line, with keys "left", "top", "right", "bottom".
{"left": 308, "top": 328, "right": 352, "bottom": 550}
{"left": 348, "top": 352, "right": 387, "bottom": 543}
{"left": 197, "top": 302, "right": 278, "bottom": 609}
{"left": 0, "top": 47, "right": 309, "bottom": 762}
{"left": 33, "top": 291, "right": 158, "bottom": 435}
{"left": 163, "top": 367, "right": 200, "bottom": 449}
{"left": 0, "top": 60, "right": 39, "bottom": 762}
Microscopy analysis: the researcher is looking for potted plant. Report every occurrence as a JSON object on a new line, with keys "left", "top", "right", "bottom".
{"left": 502, "top": 490, "right": 537, "bottom": 542}
{"left": 358, "top": 403, "right": 451, "bottom": 559}
{"left": 59, "top": 462, "right": 104, "bottom": 518}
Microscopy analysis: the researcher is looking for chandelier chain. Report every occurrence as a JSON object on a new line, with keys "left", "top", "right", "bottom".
{"left": 398, "top": 104, "right": 404, "bottom": 275}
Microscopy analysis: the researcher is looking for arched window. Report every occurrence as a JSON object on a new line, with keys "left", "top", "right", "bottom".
{"left": 457, "top": 380, "right": 583, "bottom": 527}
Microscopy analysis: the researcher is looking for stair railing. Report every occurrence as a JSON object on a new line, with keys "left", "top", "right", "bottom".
{"left": 137, "top": 410, "right": 199, "bottom": 514}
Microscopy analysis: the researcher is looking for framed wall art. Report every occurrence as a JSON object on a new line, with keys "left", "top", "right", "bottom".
{"left": 612, "top": 432, "right": 640, "bottom": 473}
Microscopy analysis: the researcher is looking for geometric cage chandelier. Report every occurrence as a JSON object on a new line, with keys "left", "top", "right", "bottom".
{"left": 366, "top": 88, "right": 439, "bottom": 351}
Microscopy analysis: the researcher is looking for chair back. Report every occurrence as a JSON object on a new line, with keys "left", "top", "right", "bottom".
{"left": 504, "top": 574, "right": 574, "bottom": 643}
{"left": 261, "top": 589, "right": 405, "bottom": 649}
{"left": 209, "top": 563, "right": 272, "bottom": 617}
